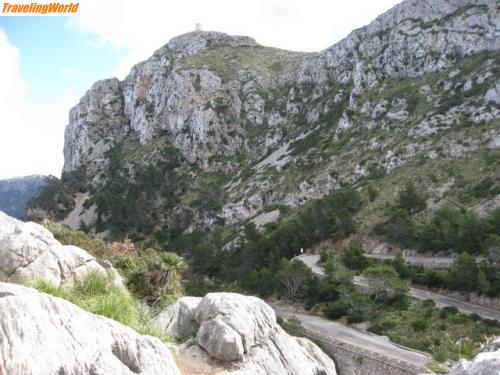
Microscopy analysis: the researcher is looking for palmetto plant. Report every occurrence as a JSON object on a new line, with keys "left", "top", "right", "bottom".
{"left": 430, "top": 333, "right": 481, "bottom": 361}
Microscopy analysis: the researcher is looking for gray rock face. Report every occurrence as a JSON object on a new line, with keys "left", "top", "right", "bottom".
{"left": 63, "top": 78, "right": 129, "bottom": 174}
{"left": 156, "top": 292, "right": 337, "bottom": 374}
{"left": 167, "top": 31, "right": 258, "bottom": 56}
{"left": 63, "top": 31, "right": 280, "bottom": 175}
{"left": 0, "top": 211, "right": 120, "bottom": 287}
{"left": 152, "top": 295, "right": 201, "bottom": 340}
{"left": 450, "top": 337, "right": 500, "bottom": 375}
{"left": 298, "top": 0, "right": 499, "bottom": 89}
{"left": 194, "top": 293, "right": 276, "bottom": 361}
{"left": 0, "top": 282, "right": 180, "bottom": 375}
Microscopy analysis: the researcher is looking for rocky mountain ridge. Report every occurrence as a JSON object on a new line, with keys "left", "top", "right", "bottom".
{"left": 0, "top": 175, "right": 47, "bottom": 220}
{"left": 31, "top": 0, "right": 499, "bottom": 242}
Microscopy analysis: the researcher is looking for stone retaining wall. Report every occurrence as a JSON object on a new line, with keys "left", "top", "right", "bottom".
{"left": 301, "top": 329, "right": 431, "bottom": 375}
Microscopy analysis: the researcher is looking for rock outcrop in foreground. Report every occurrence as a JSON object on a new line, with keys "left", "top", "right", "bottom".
{"left": 0, "top": 211, "right": 120, "bottom": 286}
{"left": 153, "top": 292, "right": 337, "bottom": 374}
{"left": 450, "top": 337, "right": 500, "bottom": 375}
{"left": 0, "top": 282, "right": 180, "bottom": 375}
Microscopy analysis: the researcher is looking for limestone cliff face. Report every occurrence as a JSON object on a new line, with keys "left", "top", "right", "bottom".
{"left": 64, "top": 78, "right": 128, "bottom": 174}
{"left": 299, "top": 0, "right": 499, "bottom": 87}
{"left": 63, "top": 31, "right": 305, "bottom": 176}
{"left": 64, "top": 1, "right": 499, "bottom": 177}
{"left": 45, "top": 0, "right": 499, "bottom": 238}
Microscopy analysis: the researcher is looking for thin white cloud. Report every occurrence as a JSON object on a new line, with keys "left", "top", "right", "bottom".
{"left": 0, "top": 31, "right": 26, "bottom": 103}
{"left": 0, "top": 30, "right": 77, "bottom": 179}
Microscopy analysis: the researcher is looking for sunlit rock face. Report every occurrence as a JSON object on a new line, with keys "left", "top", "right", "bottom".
{"left": 0, "top": 282, "right": 181, "bottom": 375}
{"left": 0, "top": 211, "right": 121, "bottom": 287}
{"left": 154, "top": 292, "right": 338, "bottom": 375}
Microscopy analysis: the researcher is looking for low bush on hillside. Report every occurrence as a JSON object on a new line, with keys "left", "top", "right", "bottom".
{"left": 340, "top": 241, "right": 370, "bottom": 270}
{"left": 372, "top": 176, "right": 499, "bottom": 255}
{"left": 44, "top": 219, "right": 110, "bottom": 258}
{"left": 277, "top": 316, "right": 306, "bottom": 338}
{"left": 29, "top": 168, "right": 88, "bottom": 220}
{"left": 369, "top": 300, "right": 500, "bottom": 361}
{"left": 115, "top": 249, "right": 186, "bottom": 309}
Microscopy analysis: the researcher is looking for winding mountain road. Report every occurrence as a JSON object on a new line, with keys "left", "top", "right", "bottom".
{"left": 363, "top": 253, "right": 455, "bottom": 269}
{"left": 296, "top": 254, "right": 500, "bottom": 321}
{"left": 275, "top": 308, "right": 432, "bottom": 369}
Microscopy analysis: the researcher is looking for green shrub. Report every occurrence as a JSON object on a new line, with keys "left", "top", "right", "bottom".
{"left": 363, "top": 264, "right": 409, "bottom": 305}
{"left": 367, "top": 185, "right": 378, "bottom": 202}
{"left": 397, "top": 182, "right": 426, "bottom": 214}
{"left": 347, "top": 309, "right": 367, "bottom": 324}
{"left": 319, "top": 249, "right": 331, "bottom": 263}
{"left": 290, "top": 132, "right": 322, "bottom": 156}
{"left": 43, "top": 220, "right": 110, "bottom": 259}
{"left": 422, "top": 299, "right": 436, "bottom": 308}
{"left": 430, "top": 335, "right": 480, "bottom": 361}
{"left": 324, "top": 299, "right": 349, "bottom": 320}
{"left": 448, "top": 253, "right": 480, "bottom": 291}
{"left": 369, "top": 318, "right": 396, "bottom": 335}
{"left": 469, "top": 313, "right": 481, "bottom": 321}
{"left": 278, "top": 317, "right": 305, "bottom": 338}
{"left": 43, "top": 221, "right": 187, "bottom": 307}
{"left": 341, "top": 241, "right": 369, "bottom": 270}
{"left": 412, "top": 319, "right": 428, "bottom": 332}
{"left": 373, "top": 208, "right": 416, "bottom": 247}
{"left": 419, "top": 207, "right": 492, "bottom": 254}
{"left": 116, "top": 248, "right": 186, "bottom": 308}
{"left": 439, "top": 306, "right": 459, "bottom": 319}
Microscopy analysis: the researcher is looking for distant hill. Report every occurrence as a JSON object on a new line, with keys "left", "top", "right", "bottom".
{"left": 0, "top": 175, "right": 48, "bottom": 220}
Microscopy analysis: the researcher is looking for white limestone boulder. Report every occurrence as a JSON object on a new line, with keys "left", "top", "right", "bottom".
{"left": 156, "top": 292, "right": 337, "bottom": 374}
{"left": 0, "top": 211, "right": 120, "bottom": 287}
{"left": 0, "top": 282, "right": 181, "bottom": 375}
{"left": 152, "top": 296, "right": 202, "bottom": 340}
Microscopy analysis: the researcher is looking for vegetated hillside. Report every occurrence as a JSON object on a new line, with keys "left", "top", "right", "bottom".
{"left": 0, "top": 175, "right": 48, "bottom": 220}
{"left": 31, "top": 0, "right": 499, "bottom": 249}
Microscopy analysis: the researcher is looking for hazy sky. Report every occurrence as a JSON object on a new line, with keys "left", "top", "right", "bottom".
{"left": 0, "top": 0, "right": 401, "bottom": 179}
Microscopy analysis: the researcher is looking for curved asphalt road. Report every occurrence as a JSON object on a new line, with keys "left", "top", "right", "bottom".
{"left": 275, "top": 308, "right": 431, "bottom": 368}
{"left": 363, "top": 253, "right": 455, "bottom": 269}
{"left": 296, "top": 254, "right": 500, "bottom": 321}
